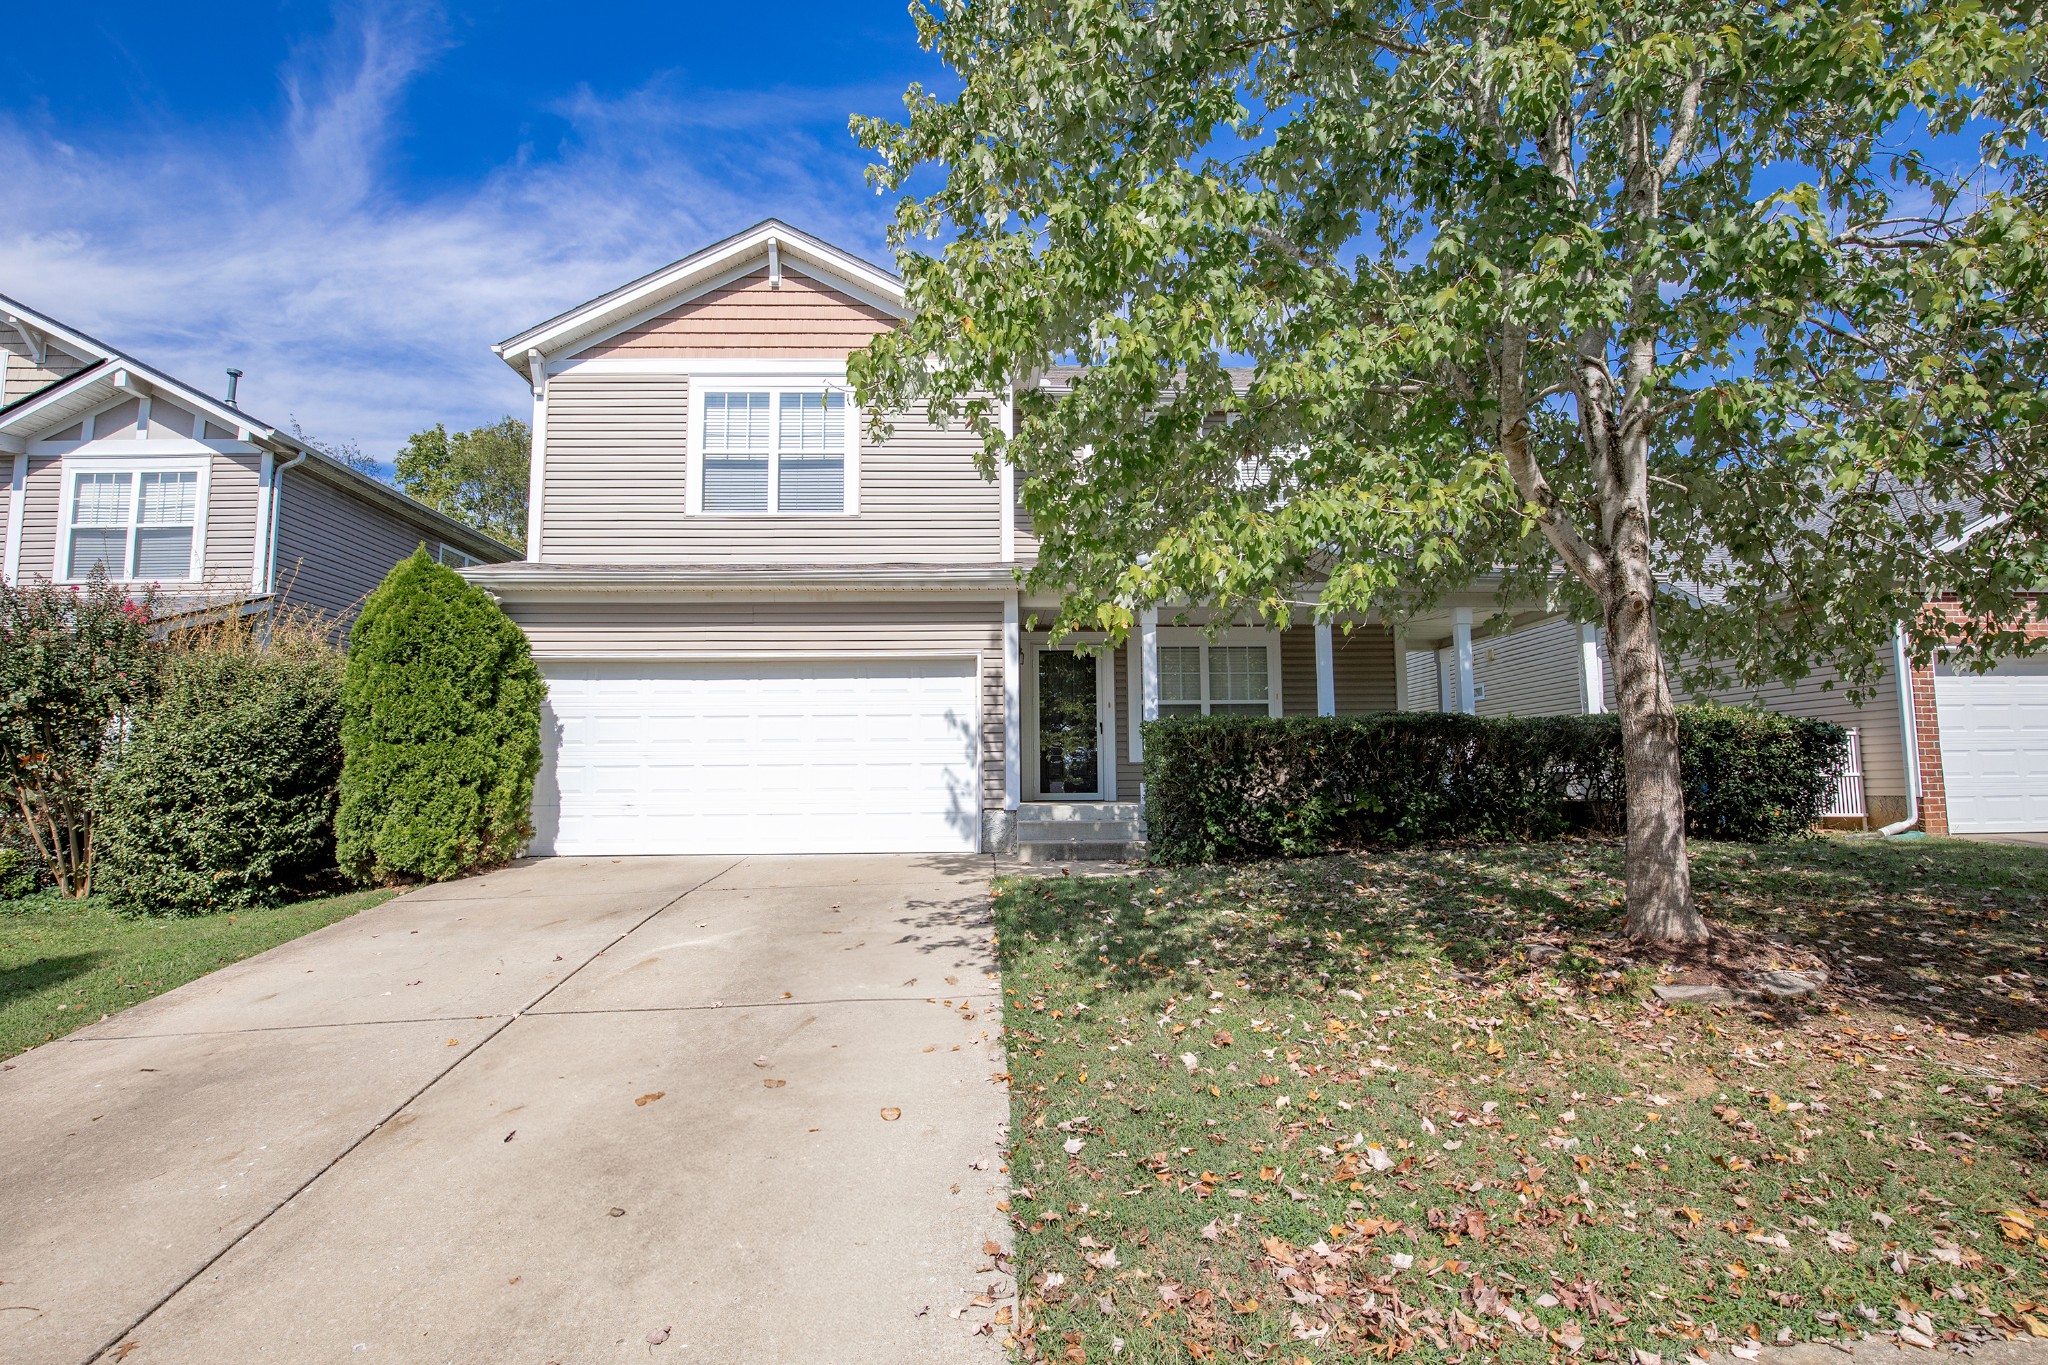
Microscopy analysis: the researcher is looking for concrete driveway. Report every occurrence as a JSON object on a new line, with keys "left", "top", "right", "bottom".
{"left": 0, "top": 856, "right": 1012, "bottom": 1365}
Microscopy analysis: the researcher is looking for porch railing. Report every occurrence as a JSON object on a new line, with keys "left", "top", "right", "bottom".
{"left": 1822, "top": 727, "right": 1866, "bottom": 820}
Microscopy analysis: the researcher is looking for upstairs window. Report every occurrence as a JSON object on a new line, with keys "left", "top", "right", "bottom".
{"left": 65, "top": 466, "right": 202, "bottom": 581}
{"left": 697, "top": 385, "right": 851, "bottom": 514}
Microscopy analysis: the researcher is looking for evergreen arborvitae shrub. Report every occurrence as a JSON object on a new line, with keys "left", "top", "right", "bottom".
{"left": 337, "top": 548, "right": 544, "bottom": 883}
{"left": 95, "top": 640, "right": 345, "bottom": 915}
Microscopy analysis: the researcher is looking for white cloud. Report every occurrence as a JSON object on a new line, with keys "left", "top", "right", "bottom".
{"left": 0, "top": 4, "right": 904, "bottom": 459}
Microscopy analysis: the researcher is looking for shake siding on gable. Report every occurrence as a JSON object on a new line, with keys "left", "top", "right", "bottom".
{"left": 580, "top": 267, "right": 892, "bottom": 358}
{"left": 539, "top": 372, "right": 1001, "bottom": 563}
{"left": 503, "top": 597, "right": 1010, "bottom": 807}
{"left": 1474, "top": 616, "right": 1585, "bottom": 718}
{"left": 274, "top": 470, "right": 442, "bottom": 621}
{"left": 1, "top": 343, "right": 92, "bottom": 404}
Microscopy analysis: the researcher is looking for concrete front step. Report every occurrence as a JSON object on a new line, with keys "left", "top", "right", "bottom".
{"left": 1017, "top": 820, "right": 1138, "bottom": 843}
{"left": 1018, "top": 801, "right": 1142, "bottom": 824}
{"left": 1015, "top": 839, "right": 1148, "bottom": 864}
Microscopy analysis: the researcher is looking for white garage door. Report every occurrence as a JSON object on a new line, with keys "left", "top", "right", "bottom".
{"left": 532, "top": 659, "right": 982, "bottom": 855}
{"left": 1933, "top": 656, "right": 2048, "bottom": 834}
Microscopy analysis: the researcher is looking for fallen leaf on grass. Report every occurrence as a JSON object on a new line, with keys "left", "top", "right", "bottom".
{"left": 635, "top": 1092, "right": 665, "bottom": 1107}
{"left": 881, "top": 1107, "right": 902, "bottom": 1121}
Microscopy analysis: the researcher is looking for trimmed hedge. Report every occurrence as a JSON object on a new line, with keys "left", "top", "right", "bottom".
{"left": 337, "top": 549, "right": 544, "bottom": 884}
{"left": 1142, "top": 704, "right": 1847, "bottom": 864}
{"left": 94, "top": 646, "right": 345, "bottom": 915}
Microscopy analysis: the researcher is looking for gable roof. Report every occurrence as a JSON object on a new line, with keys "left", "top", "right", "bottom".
{"left": 492, "top": 219, "right": 904, "bottom": 374}
{"left": 0, "top": 291, "right": 519, "bottom": 562}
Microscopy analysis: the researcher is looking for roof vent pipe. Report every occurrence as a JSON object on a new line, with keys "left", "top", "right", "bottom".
{"left": 225, "top": 368, "right": 243, "bottom": 408}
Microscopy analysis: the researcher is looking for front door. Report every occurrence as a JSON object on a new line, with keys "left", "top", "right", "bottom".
{"left": 1036, "top": 648, "right": 1102, "bottom": 798}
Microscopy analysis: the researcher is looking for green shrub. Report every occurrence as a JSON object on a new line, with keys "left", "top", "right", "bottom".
{"left": 337, "top": 548, "right": 544, "bottom": 883}
{"left": 1142, "top": 704, "right": 1845, "bottom": 864}
{"left": 0, "top": 846, "right": 36, "bottom": 900}
{"left": 94, "top": 623, "right": 346, "bottom": 915}
{"left": 1677, "top": 704, "right": 1851, "bottom": 841}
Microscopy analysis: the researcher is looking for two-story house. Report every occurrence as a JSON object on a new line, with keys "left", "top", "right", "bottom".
{"left": 1, "top": 295, "right": 518, "bottom": 620}
{"left": 469, "top": 220, "right": 1504, "bottom": 858}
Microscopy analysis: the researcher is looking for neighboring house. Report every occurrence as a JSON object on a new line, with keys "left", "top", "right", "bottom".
{"left": 1404, "top": 594, "right": 2048, "bottom": 838}
{"left": 467, "top": 219, "right": 1497, "bottom": 858}
{"left": 1, "top": 295, "right": 517, "bottom": 622}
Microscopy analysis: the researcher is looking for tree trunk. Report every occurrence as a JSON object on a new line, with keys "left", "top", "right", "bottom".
{"left": 1605, "top": 587, "right": 1706, "bottom": 943}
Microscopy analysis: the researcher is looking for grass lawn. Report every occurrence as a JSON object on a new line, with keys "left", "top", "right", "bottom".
{"left": 994, "top": 836, "right": 2048, "bottom": 1363}
{"left": 0, "top": 886, "right": 395, "bottom": 1060}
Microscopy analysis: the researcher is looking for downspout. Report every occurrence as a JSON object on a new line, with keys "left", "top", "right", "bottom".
{"left": 265, "top": 444, "right": 310, "bottom": 598}
{"left": 1879, "top": 624, "right": 1921, "bottom": 836}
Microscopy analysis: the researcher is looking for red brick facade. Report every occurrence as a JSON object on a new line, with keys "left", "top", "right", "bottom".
{"left": 1906, "top": 594, "right": 2048, "bottom": 836}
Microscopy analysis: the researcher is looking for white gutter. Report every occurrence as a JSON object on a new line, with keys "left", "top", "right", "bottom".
{"left": 1879, "top": 623, "right": 1921, "bottom": 836}
{"left": 264, "top": 448, "right": 310, "bottom": 596}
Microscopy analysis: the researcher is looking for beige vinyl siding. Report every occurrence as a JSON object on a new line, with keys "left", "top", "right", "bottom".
{"left": 200, "top": 452, "right": 263, "bottom": 594}
{"left": 539, "top": 372, "right": 1002, "bottom": 563}
{"left": 16, "top": 456, "right": 59, "bottom": 581}
{"left": 1474, "top": 616, "right": 1586, "bottom": 718}
{"left": 1404, "top": 649, "right": 1440, "bottom": 710}
{"left": 1, "top": 340, "right": 93, "bottom": 405}
{"left": 1279, "top": 624, "right": 1396, "bottom": 715}
{"left": 504, "top": 596, "right": 1009, "bottom": 808}
{"left": 580, "top": 267, "right": 892, "bottom": 359}
{"left": 1333, "top": 626, "right": 1397, "bottom": 712}
{"left": 1114, "top": 643, "right": 1142, "bottom": 799}
{"left": 273, "top": 468, "right": 445, "bottom": 623}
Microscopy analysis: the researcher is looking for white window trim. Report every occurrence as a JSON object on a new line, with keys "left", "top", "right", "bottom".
{"left": 1154, "top": 626, "right": 1284, "bottom": 717}
{"left": 54, "top": 455, "right": 211, "bottom": 585}
{"left": 687, "top": 375, "right": 861, "bottom": 517}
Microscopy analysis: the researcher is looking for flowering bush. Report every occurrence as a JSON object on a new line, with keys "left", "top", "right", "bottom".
{"left": 0, "top": 573, "right": 159, "bottom": 896}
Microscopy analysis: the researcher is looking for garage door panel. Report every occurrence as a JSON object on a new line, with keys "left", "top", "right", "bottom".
{"left": 532, "top": 659, "right": 982, "bottom": 855}
{"left": 1934, "top": 658, "right": 2048, "bottom": 834}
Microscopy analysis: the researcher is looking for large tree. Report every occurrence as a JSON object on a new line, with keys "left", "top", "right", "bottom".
{"left": 395, "top": 418, "right": 531, "bottom": 547}
{"left": 851, "top": 0, "right": 2048, "bottom": 942}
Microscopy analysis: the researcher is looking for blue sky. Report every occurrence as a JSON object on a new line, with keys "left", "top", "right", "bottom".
{"left": 0, "top": 1, "right": 941, "bottom": 461}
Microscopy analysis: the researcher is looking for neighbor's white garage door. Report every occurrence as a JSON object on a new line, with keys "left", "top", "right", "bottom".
{"left": 1933, "top": 656, "right": 2048, "bottom": 834}
{"left": 532, "top": 659, "right": 982, "bottom": 855}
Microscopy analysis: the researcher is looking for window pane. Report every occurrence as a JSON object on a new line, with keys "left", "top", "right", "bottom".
{"left": 777, "top": 455, "right": 843, "bottom": 512}
{"left": 72, "top": 471, "right": 132, "bottom": 526}
{"left": 134, "top": 527, "right": 194, "bottom": 579}
{"left": 1209, "top": 702, "right": 1269, "bottom": 716}
{"left": 137, "top": 470, "right": 198, "bottom": 525}
{"left": 69, "top": 527, "right": 128, "bottom": 576}
{"left": 702, "top": 456, "right": 769, "bottom": 511}
{"left": 1158, "top": 646, "right": 1203, "bottom": 704}
{"left": 1158, "top": 703, "right": 1203, "bottom": 718}
{"left": 702, "top": 392, "right": 770, "bottom": 451}
{"left": 1210, "top": 646, "right": 1270, "bottom": 703}
{"left": 779, "top": 390, "right": 845, "bottom": 450}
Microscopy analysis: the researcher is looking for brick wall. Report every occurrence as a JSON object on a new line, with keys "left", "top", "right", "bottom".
{"left": 1908, "top": 594, "right": 2048, "bottom": 836}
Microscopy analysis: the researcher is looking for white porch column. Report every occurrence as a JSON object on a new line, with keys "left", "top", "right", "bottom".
{"left": 1392, "top": 627, "right": 1412, "bottom": 711}
{"left": 998, "top": 390, "right": 1016, "bottom": 562}
{"left": 1314, "top": 622, "right": 1336, "bottom": 716}
{"left": 525, "top": 350, "right": 549, "bottom": 562}
{"left": 1003, "top": 596, "right": 1022, "bottom": 809}
{"left": 1577, "top": 623, "right": 1606, "bottom": 714}
{"left": 1451, "top": 607, "right": 1477, "bottom": 715}
{"left": 1136, "top": 606, "right": 1160, "bottom": 761}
